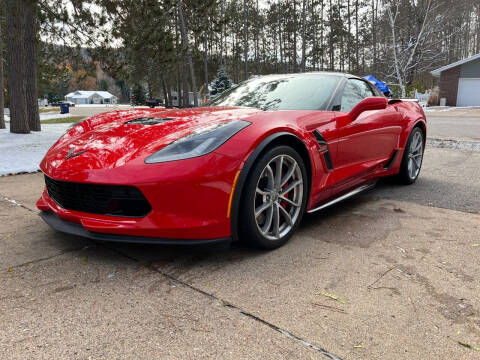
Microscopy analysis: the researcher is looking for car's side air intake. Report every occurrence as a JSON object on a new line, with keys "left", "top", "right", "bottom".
{"left": 313, "top": 130, "right": 334, "bottom": 170}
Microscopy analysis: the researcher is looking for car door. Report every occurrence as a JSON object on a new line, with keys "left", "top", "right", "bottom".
{"left": 333, "top": 78, "right": 402, "bottom": 190}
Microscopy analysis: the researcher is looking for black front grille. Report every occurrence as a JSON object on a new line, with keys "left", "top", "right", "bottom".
{"left": 44, "top": 175, "right": 151, "bottom": 217}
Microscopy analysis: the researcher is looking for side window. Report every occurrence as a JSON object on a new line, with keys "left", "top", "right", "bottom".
{"left": 340, "top": 79, "right": 375, "bottom": 112}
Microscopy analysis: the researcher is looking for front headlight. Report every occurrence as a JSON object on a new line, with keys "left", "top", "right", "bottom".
{"left": 145, "top": 120, "right": 250, "bottom": 164}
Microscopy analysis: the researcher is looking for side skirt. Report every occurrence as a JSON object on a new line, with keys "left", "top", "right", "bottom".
{"left": 307, "top": 183, "right": 376, "bottom": 214}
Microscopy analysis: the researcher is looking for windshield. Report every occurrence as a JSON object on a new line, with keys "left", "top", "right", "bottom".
{"left": 208, "top": 74, "right": 340, "bottom": 111}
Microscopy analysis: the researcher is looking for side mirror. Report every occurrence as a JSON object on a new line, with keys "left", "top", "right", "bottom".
{"left": 349, "top": 97, "right": 388, "bottom": 121}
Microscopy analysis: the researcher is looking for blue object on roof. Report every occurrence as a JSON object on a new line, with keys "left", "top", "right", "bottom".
{"left": 363, "top": 75, "right": 390, "bottom": 94}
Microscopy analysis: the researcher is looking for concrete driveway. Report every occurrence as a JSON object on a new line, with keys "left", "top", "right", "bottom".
{"left": 1, "top": 118, "right": 480, "bottom": 359}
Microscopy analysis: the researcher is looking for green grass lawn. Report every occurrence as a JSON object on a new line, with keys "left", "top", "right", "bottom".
{"left": 39, "top": 107, "right": 60, "bottom": 113}
{"left": 42, "top": 116, "right": 85, "bottom": 124}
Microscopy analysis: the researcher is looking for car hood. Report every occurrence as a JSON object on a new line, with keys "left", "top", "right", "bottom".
{"left": 41, "top": 106, "right": 262, "bottom": 173}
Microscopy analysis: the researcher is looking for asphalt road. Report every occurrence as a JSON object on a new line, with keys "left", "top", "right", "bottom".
{"left": 1, "top": 111, "right": 479, "bottom": 359}
{"left": 69, "top": 105, "right": 148, "bottom": 118}
{"left": 427, "top": 115, "right": 480, "bottom": 141}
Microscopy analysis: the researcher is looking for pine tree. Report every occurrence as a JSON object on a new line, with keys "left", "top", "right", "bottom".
{"left": 132, "top": 84, "right": 146, "bottom": 105}
{"left": 210, "top": 67, "right": 232, "bottom": 96}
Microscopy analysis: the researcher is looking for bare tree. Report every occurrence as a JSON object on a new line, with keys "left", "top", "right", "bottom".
{"left": 384, "top": 0, "right": 438, "bottom": 97}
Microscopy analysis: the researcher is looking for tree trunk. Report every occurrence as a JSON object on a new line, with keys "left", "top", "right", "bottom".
{"left": 24, "top": 1, "right": 40, "bottom": 131}
{"left": 339, "top": 4, "right": 344, "bottom": 72}
{"left": 167, "top": 82, "right": 172, "bottom": 107}
{"left": 183, "top": 60, "right": 189, "bottom": 107}
{"left": 219, "top": 0, "right": 225, "bottom": 66}
{"left": 204, "top": 36, "right": 208, "bottom": 101}
{"left": 329, "top": 0, "right": 334, "bottom": 70}
{"left": 293, "top": 0, "right": 297, "bottom": 72}
{"left": 243, "top": 0, "right": 248, "bottom": 79}
{"left": 371, "top": 0, "right": 378, "bottom": 72}
{"left": 6, "top": 0, "right": 29, "bottom": 133}
{"left": 301, "top": 0, "right": 307, "bottom": 72}
{"left": 320, "top": 0, "right": 324, "bottom": 70}
{"left": 174, "top": 14, "right": 182, "bottom": 107}
{"left": 0, "top": 12, "right": 5, "bottom": 130}
{"left": 355, "top": 0, "right": 359, "bottom": 71}
{"left": 255, "top": 0, "right": 260, "bottom": 73}
{"left": 278, "top": 14, "right": 283, "bottom": 71}
{"left": 161, "top": 75, "right": 169, "bottom": 107}
{"left": 347, "top": 0, "right": 351, "bottom": 71}
{"left": 177, "top": 0, "right": 198, "bottom": 106}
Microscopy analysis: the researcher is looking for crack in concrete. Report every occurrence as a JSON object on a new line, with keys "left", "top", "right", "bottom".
{"left": 1, "top": 245, "right": 94, "bottom": 272}
{"left": 0, "top": 193, "right": 35, "bottom": 212}
{"left": 103, "top": 244, "right": 344, "bottom": 360}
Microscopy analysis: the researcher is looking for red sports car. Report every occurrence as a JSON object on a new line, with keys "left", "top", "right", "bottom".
{"left": 37, "top": 73, "right": 426, "bottom": 249}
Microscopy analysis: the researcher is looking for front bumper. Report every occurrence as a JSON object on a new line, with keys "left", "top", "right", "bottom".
{"left": 39, "top": 211, "right": 231, "bottom": 245}
{"left": 37, "top": 152, "right": 242, "bottom": 242}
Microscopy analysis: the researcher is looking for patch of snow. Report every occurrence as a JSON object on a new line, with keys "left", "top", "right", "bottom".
{"left": 0, "top": 123, "right": 71, "bottom": 176}
{"left": 427, "top": 137, "right": 480, "bottom": 152}
{"left": 5, "top": 113, "right": 74, "bottom": 122}
{"left": 424, "top": 106, "right": 480, "bottom": 112}
{"left": 73, "top": 104, "right": 132, "bottom": 108}
{"left": 2, "top": 196, "right": 22, "bottom": 207}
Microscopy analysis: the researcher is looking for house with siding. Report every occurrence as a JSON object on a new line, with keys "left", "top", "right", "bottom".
{"left": 431, "top": 53, "right": 480, "bottom": 106}
{"left": 65, "top": 91, "right": 118, "bottom": 105}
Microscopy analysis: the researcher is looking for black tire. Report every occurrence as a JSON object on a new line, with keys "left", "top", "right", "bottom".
{"left": 398, "top": 127, "right": 424, "bottom": 185}
{"left": 239, "top": 145, "right": 308, "bottom": 249}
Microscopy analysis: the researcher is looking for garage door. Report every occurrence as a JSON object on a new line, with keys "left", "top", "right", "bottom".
{"left": 457, "top": 78, "right": 480, "bottom": 106}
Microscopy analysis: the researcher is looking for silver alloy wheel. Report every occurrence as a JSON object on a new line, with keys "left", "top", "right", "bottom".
{"left": 254, "top": 154, "right": 303, "bottom": 240}
{"left": 407, "top": 131, "right": 423, "bottom": 180}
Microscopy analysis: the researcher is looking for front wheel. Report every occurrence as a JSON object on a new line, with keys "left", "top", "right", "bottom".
{"left": 398, "top": 127, "right": 424, "bottom": 184}
{"left": 239, "top": 146, "right": 308, "bottom": 249}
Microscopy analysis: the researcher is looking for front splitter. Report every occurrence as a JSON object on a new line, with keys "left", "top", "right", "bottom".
{"left": 39, "top": 211, "right": 232, "bottom": 246}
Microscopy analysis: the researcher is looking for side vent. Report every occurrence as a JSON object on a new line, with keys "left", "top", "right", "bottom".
{"left": 383, "top": 149, "right": 399, "bottom": 170}
{"left": 124, "top": 117, "right": 175, "bottom": 125}
{"left": 312, "top": 130, "right": 333, "bottom": 171}
{"left": 323, "top": 152, "right": 334, "bottom": 170}
{"left": 313, "top": 130, "right": 328, "bottom": 152}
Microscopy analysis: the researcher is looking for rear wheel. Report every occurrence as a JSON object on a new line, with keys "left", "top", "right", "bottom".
{"left": 398, "top": 127, "right": 424, "bottom": 184}
{"left": 239, "top": 146, "right": 308, "bottom": 249}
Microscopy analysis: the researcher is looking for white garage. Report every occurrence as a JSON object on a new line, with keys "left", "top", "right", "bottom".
{"left": 432, "top": 53, "right": 480, "bottom": 107}
{"left": 457, "top": 78, "right": 480, "bottom": 106}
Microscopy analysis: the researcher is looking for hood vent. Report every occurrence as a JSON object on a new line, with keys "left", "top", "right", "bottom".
{"left": 124, "top": 117, "right": 175, "bottom": 125}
